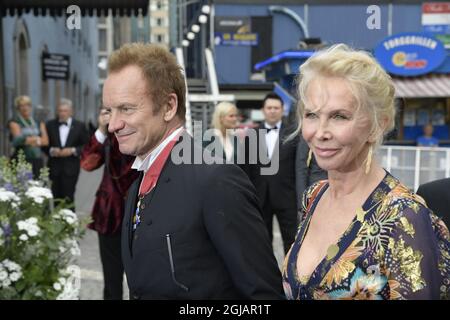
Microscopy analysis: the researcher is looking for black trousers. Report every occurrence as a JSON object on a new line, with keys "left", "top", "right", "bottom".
{"left": 51, "top": 173, "right": 79, "bottom": 207}
{"left": 262, "top": 201, "right": 298, "bottom": 253}
{"left": 28, "top": 158, "right": 44, "bottom": 179}
{"left": 98, "top": 231, "right": 124, "bottom": 300}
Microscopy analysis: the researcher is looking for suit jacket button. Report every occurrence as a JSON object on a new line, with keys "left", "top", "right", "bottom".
{"left": 146, "top": 219, "right": 152, "bottom": 226}
{"left": 140, "top": 203, "right": 145, "bottom": 210}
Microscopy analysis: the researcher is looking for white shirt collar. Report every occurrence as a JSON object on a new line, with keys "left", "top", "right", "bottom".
{"left": 131, "top": 126, "right": 183, "bottom": 173}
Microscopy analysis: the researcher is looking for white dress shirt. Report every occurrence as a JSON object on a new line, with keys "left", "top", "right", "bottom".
{"left": 59, "top": 117, "right": 72, "bottom": 147}
{"left": 131, "top": 126, "right": 184, "bottom": 173}
{"left": 217, "top": 133, "right": 234, "bottom": 162}
{"left": 264, "top": 120, "right": 281, "bottom": 159}
{"left": 94, "top": 129, "right": 107, "bottom": 144}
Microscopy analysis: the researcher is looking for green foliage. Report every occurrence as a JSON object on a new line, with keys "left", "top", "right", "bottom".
{"left": 0, "top": 153, "right": 90, "bottom": 299}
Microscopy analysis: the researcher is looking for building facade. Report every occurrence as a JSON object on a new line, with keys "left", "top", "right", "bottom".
{"left": 2, "top": 13, "right": 99, "bottom": 147}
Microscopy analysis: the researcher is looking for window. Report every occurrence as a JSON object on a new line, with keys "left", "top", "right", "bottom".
{"left": 157, "top": 34, "right": 164, "bottom": 43}
{"left": 98, "top": 29, "right": 107, "bottom": 52}
{"left": 157, "top": 18, "right": 162, "bottom": 26}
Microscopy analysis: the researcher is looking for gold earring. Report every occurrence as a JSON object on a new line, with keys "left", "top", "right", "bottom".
{"left": 365, "top": 145, "right": 373, "bottom": 174}
{"left": 307, "top": 149, "right": 312, "bottom": 168}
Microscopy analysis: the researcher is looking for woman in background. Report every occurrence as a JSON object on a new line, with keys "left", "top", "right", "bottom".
{"left": 9, "top": 95, "right": 49, "bottom": 178}
{"left": 205, "top": 102, "right": 242, "bottom": 165}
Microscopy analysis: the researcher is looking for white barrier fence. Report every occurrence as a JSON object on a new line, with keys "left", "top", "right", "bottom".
{"left": 377, "top": 145, "right": 450, "bottom": 192}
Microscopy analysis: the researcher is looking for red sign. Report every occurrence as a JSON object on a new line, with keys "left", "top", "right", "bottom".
{"left": 422, "top": 2, "right": 450, "bottom": 14}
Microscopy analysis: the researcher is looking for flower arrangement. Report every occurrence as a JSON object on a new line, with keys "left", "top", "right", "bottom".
{"left": 0, "top": 153, "right": 88, "bottom": 299}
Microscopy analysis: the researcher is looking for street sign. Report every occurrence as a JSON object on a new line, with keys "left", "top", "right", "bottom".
{"left": 214, "top": 16, "right": 258, "bottom": 46}
{"left": 42, "top": 53, "right": 70, "bottom": 80}
{"left": 422, "top": 2, "right": 450, "bottom": 47}
{"left": 374, "top": 32, "right": 447, "bottom": 76}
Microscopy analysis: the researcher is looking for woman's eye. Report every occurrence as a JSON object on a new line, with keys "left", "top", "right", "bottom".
{"left": 304, "top": 112, "right": 317, "bottom": 119}
{"left": 333, "top": 114, "right": 348, "bottom": 120}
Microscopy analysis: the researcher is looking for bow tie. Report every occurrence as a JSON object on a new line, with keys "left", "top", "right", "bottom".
{"left": 266, "top": 126, "right": 278, "bottom": 132}
{"left": 59, "top": 121, "right": 68, "bottom": 126}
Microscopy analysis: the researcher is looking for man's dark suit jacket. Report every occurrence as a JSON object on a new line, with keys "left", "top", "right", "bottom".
{"left": 247, "top": 122, "right": 298, "bottom": 210}
{"left": 122, "top": 134, "right": 284, "bottom": 300}
{"left": 416, "top": 178, "right": 450, "bottom": 228}
{"left": 45, "top": 118, "right": 89, "bottom": 178}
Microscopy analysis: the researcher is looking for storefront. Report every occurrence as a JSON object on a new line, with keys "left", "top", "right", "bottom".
{"left": 374, "top": 32, "right": 450, "bottom": 146}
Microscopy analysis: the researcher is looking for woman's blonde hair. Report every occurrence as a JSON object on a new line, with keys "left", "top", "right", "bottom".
{"left": 211, "top": 102, "right": 238, "bottom": 132}
{"left": 295, "top": 44, "right": 396, "bottom": 149}
{"left": 14, "top": 95, "right": 32, "bottom": 108}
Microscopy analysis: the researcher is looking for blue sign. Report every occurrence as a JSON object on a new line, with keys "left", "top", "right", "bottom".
{"left": 374, "top": 32, "right": 446, "bottom": 76}
{"left": 214, "top": 32, "right": 258, "bottom": 46}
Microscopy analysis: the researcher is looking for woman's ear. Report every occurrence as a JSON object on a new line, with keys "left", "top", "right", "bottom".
{"left": 164, "top": 93, "right": 178, "bottom": 122}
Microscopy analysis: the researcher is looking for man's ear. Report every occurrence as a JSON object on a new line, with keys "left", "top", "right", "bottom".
{"left": 163, "top": 93, "right": 178, "bottom": 122}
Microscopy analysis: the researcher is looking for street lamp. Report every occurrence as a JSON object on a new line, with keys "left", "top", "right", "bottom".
{"left": 187, "top": 32, "right": 195, "bottom": 40}
{"left": 198, "top": 14, "right": 207, "bottom": 24}
{"left": 201, "top": 5, "right": 210, "bottom": 14}
{"left": 191, "top": 24, "right": 200, "bottom": 33}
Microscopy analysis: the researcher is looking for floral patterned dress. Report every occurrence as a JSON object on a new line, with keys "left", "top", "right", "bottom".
{"left": 282, "top": 172, "right": 450, "bottom": 300}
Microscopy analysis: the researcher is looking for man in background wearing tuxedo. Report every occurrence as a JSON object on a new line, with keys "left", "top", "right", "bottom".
{"left": 248, "top": 92, "right": 299, "bottom": 253}
{"left": 46, "top": 98, "right": 89, "bottom": 207}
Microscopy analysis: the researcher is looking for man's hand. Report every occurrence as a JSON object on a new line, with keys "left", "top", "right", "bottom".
{"left": 98, "top": 109, "right": 110, "bottom": 135}
{"left": 50, "top": 147, "right": 61, "bottom": 157}
{"left": 59, "top": 148, "right": 75, "bottom": 157}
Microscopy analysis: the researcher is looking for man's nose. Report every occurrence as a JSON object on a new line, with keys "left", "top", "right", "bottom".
{"left": 107, "top": 111, "right": 124, "bottom": 133}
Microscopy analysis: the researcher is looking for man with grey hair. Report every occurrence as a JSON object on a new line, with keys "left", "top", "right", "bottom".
{"left": 45, "top": 98, "right": 89, "bottom": 207}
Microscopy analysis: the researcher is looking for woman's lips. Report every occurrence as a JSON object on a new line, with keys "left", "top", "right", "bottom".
{"left": 314, "top": 146, "right": 339, "bottom": 158}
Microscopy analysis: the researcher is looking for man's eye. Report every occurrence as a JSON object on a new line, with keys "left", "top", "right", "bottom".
{"left": 120, "top": 107, "right": 133, "bottom": 113}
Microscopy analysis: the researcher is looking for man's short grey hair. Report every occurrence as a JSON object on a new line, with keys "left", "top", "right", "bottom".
{"left": 58, "top": 98, "right": 73, "bottom": 109}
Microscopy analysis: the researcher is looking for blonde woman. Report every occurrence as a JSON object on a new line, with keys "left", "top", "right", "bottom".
{"left": 282, "top": 44, "right": 450, "bottom": 300}
{"left": 206, "top": 102, "right": 240, "bottom": 163}
{"left": 8, "top": 95, "right": 49, "bottom": 178}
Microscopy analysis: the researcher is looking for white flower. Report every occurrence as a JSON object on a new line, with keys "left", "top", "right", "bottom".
{"left": 0, "top": 271, "right": 7, "bottom": 281}
{"left": 25, "top": 186, "right": 53, "bottom": 204}
{"left": 0, "top": 188, "right": 20, "bottom": 204}
{"left": 19, "top": 234, "right": 29, "bottom": 241}
{"left": 66, "top": 239, "right": 81, "bottom": 256}
{"left": 53, "top": 282, "right": 62, "bottom": 291}
{"left": 9, "top": 272, "right": 21, "bottom": 282}
{"left": 2, "top": 278, "right": 11, "bottom": 288}
{"left": 58, "top": 277, "right": 66, "bottom": 285}
{"left": 55, "top": 209, "right": 78, "bottom": 225}
{"left": 28, "top": 217, "right": 38, "bottom": 224}
{"left": 56, "top": 265, "right": 81, "bottom": 300}
{"left": 16, "top": 217, "right": 40, "bottom": 237}
{"left": 1, "top": 259, "right": 21, "bottom": 272}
